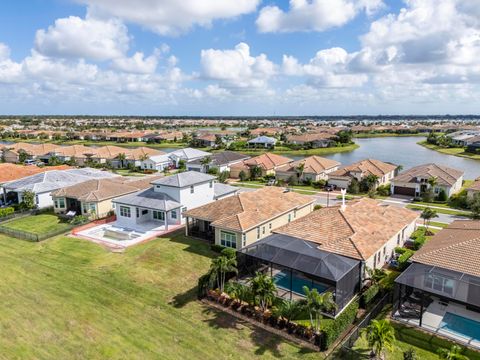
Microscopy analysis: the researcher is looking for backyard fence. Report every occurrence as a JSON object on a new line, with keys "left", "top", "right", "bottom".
{"left": 0, "top": 224, "right": 75, "bottom": 242}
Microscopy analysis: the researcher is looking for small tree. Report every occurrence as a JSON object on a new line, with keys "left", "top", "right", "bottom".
{"left": 18, "top": 150, "right": 28, "bottom": 164}
{"left": 250, "top": 165, "right": 262, "bottom": 180}
{"left": 437, "top": 345, "right": 469, "bottom": 360}
{"left": 48, "top": 155, "right": 62, "bottom": 166}
{"left": 420, "top": 207, "right": 438, "bottom": 234}
{"left": 302, "top": 287, "right": 336, "bottom": 334}
{"left": 274, "top": 299, "right": 303, "bottom": 326}
{"left": 239, "top": 170, "right": 248, "bottom": 182}
{"left": 208, "top": 255, "right": 237, "bottom": 293}
{"left": 217, "top": 170, "right": 230, "bottom": 183}
{"left": 250, "top": 272, "right": 277, "bottom": 312}
{"left": 468, "top": 193, "right": 480, "bottom": 219}
{"left": 403, "top": 348, "right": 416, "bottom": 360}
{"left": 364, "top": 319, "right": 395, "bottom": 359}
{"left": 436, "top": 188, "right": 447, "bottom": 202}
{"left": 20, "top": 190, "right": 36, "bottom": 210}
{"left": 348, "top": 178, "right": 360, "bottom": 194}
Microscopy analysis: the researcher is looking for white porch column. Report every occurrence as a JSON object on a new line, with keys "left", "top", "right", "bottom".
{"left": 185, "top": 217, "right": 189, "bottom": 236}
{"left": 165, "top": 210, "right": 169, "bottom": 231}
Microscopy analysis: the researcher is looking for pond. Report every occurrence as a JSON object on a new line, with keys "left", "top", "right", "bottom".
{"left": 321, "top": 137, "right": 480, "bottom": 179}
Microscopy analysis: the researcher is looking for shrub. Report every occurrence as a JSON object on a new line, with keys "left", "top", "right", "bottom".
{"left": 376, "top": 184, "right": 391, "bottom": 196}
{"left": 0, "top": 207, "right": 14, "bottom": 218}
{"left": 394, "top": 247, "right": 408, "bottom": 255}
{"left": 361, "top": 284, "right": 379, "bottom": 308}
{"left": 210, "top": 244, "right": 226, "bottom": 253}
{"left": 321, "top": 300, "right": 359, "bottom": 350}
{"left": 397, "top": 249, "right": 415, "bottom": 271}
{"left": 238, "top": 170, "right": 248, "bottom": 181}
{"left": 403, "top": 347, "right": 416, "bottom": 360}
{"left": 70, "top": 215, "right": 89, "bottom": 225}
{"left": 312, "top": 180, "right": 326, "bottom": 189}
{"left": 347, "top": 178, "right": 360, "bottom": 194}
{"left": 220, "top": 247, "right": 236, "bottom": 259}
{"left": 313, "top": 205, "right": 322, "bottom": 211}
{"left": 436, "top": 188, "right": 447, "bottom": 202}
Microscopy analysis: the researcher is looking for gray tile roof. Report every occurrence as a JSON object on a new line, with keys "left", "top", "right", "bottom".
{"left": 213, "top": 183, "right": 238, "bottom": 199}
{"left": 188, "top": 151, "right": 250, "bottom": 167}
{"left": 112, "top": 188, "right": 181, "bottom": 211}
{"left": 247, "top": 136, "right": 276, "bottom": 144}
{"left": 151, "top": 171, "right": 215, "bottom": 187}
{"left": 4, "top": 168, "right": 117, "bottom": 194}
{"left": 168, "top": 147, "right": 211, "bottom": 160}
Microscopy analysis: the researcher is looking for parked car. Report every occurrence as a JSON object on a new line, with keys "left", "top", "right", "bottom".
{"left": 324, "top": 184, "right": 337, "bottom": 191}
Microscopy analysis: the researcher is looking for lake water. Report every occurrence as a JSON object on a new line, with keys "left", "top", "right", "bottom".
{"left": 321, "top": 137, "right": 480, "bottom": 179}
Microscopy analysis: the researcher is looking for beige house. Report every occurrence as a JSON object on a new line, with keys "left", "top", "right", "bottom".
{"left": 391, "top": 163, "right": 464, "bottom": 198}
{"left": 327, "top": 158, "right": 397, "bottom": 189}
{"left": 275, "top": 156, "right": 340, "bottom": 182}
{"left": 2, "top": 142, "right": 60, "bottom": 163}
{"left": 230, "top": 152, "right": 292, "bottom": 178}
{"left": 51, "top": 176, "right": 160, "bottom": 218}
{"left": 273, "top": 198, "right": 419, "bottom": 270}
{"left": 183, "top": 187, "right": 315, "bottom": 249}
{"left": 467, "top": 178, "right": 480, "bottom": 200}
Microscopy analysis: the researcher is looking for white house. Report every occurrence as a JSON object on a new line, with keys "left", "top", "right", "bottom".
{"left": 247, "top": 136, "right": 277, "bottom": 148}
{"left": 2, "top": 168, "right": 117, "bottom": 209}
{"left": 168, "top": 148, "right": 211, "bottom": 167}
{"left": 140, "top": 154, "right": 171, "bottom": 172}
{"left": 112, "top": 171, "right": 238, "bottom": 231}
{"left": 186, "top": 151, "right": 250, "bottom": 173}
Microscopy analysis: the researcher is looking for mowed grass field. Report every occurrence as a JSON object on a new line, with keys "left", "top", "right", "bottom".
{"left": 1, "top": 214, "right": 72, "bottom": 234}
{"left": 0, "top": 232, "right": 317, "bottom": 359}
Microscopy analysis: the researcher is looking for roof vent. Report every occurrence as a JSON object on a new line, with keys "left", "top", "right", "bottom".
{"left": 340, "top": 188, "right": 347, "bottom": 211}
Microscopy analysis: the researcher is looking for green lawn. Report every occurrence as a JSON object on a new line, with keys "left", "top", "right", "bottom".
{"left": 1, "top": 214, "right": 72, "bottom": 235}
{"left": 0, "top": 233, "right": 317, "bottom": 359}
{"left": 228, "top": 143, "right": 359, "bottom": 157}
{"left": 353, "top": 133, "right": 426, "bottom": 138}
{"left": 114, "top": 169, "right": 150, "bottom": 177}
{"left": 418, "top": 141, "right": 480, "bottom": 161}
{"left": 406, "top": 204, "right": 471, "bottom": 217}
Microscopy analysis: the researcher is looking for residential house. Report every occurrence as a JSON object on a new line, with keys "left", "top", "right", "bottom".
{"left": 447, "top": 130, "right": 480, "bottom": 146}
{"left": 390, "top": 163, "right": 464, "bottom": 198}
{"left": 275, "top": 156, "right": 341, "bottom": 182}
{"left": 186, "top": 151, "right": 250, "bottom": 173}
{"left": 230, "top": 152, "right": 293, "bottom": 178}
{"left": 195, "top": 134, "right": 218, "bottom": 148}
{"left": 168, "top": 148, "right": 211, "bottom": 167}
{"left": 247, "top": 135, "right": 277, "bottom": 149}
{"left": 286, "top": 133, "right": 336, "bottom": 148}
{"left": 327, "top": 159, "right": 397, "bottom": 189}
{"left": 140, "top": 154, "right": 172, "bottom": 172}
{"left": 3, "top": 168, "right": 117, "bottom": 208}
{"left": 394, "top": 220, "right": 480, "bottom": 348}
{"left": 250, "top": 127, "right": 282, "bottom": 137}
{"left": 111, "top": 147, "right": 165, "bottom": 168}
{"left": 47, "top": 145, "right": 97, "bottom": 165}
{"left": 111, "top": 171, "right": 238, "bottom": 234}
{"left": 51, "top": 176, "right": 160, "bottom": 218}
{"left": 183, "top": 186, "right": 315, "bottom": 246}
{"left": 1, "top": 142, "right": 60, "bottom": 163}
{"left": 467, "top": 178, "right": 480, "bottom": 200}
{"left": 237, "top": 198, "right": 418, "bottom": 316}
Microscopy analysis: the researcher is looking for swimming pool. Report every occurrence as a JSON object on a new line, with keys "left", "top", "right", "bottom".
{"left": 273, "top": 271, "right": 329, "bottom": 296}
{"left": 439, "top": 312, "right": 480, "bottom": 342}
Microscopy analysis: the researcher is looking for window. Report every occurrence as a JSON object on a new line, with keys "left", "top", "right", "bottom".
{"left": 262, "top": 226, "right": 265, "bottom": 234}
{"left": 58, "top": 198, "right": 65, "bottom": 208}
{"left": 171, "top": 210, "right": 177, "bottom": 219}
{"left": 86, "top": 203, "right": 96, "bottom": 213}
{"left": 54, "top": 199, "right": 59, "bottom": 208}
{"left": 120, "top": 206, "right": 131, "bottom": 218}
{"left": 242, "top": 233, "right": 246, "bottom": 247}
{"left": 220, "top": 231, "right": 237, "bottom": 249}
{"left": 383, "top": 246, "right": 386, "bottom": 255}
{"left": 269, "top": 223, "right": 272, "bottom": 230}
{"left": 209, "top": 180, "right": 213, "bottom": 188}
{"left": 136, "top": 208, "right": 139, "bottom": 217}
{"left": 424, "top": 274, "right": 455, "bottom": 296}
{"left": 288, "top": 213, "right": 292, "bottom": 222}
{"left": 153, "top": 211, "right": 165, "bottom": 221}
{"left": 142, "top": 209, "right": 148, "bottom": 215}
{"left": 156, "top": 185, "right": 161, "bottom": 190}
{"left": 257, "top": 227, "right": 260, "bottom": 239}
{"left": 397, "top": 234, "right": 400, "bottom": 245}
{"left": 294, "top": 209, "right": 297, "bottom": 218}
{"left": 35, "top": 195, "right": 39, "bottom": 204}
{"left": 190, "top": 185, "right": 195, "bottom": 194}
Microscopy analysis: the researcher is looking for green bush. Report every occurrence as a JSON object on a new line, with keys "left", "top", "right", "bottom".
{"left": 0, "top": 207, "right": 14, "bottom": 218}
{"left": 394, "top": 247, "right": 408, "bottom": 254}
{"left": 376, "top": 184, "right": 391, "bottom": 196}
{"left": 361, "top": 284, "right": 379, "bottom": 307}
{"left": 69, "top": 215, "right": 89, "bottom": 225}
{"left": 210, "top": 244, "right": 226, "bottom": 253}
{"left": 321, "top": 300, "right": 359, "bottom": 350}
{"left": 436, "top": 188, "right": 447, "bottom": 202}
{"left": 448, "top": 189, "right": 468, "bottom": 209}
{"left": 398, "top": 249, "right": 415, "bottom": 271}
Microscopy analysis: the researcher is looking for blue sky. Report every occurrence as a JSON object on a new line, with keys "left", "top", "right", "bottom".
{"left": 0, "top": 0, "right": 479, "bottom": 115}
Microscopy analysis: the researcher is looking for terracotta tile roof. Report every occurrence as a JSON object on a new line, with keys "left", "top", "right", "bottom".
{"left": 468, "top": 178, "right": 480, "bottom": 192}
{"left": 287, "top": 133, "right": 335, "bottom": 142}
{"left": 329, "top": 159, "right": 397, "bottom": 178}
{"left": 2, "top": 142, "right": 60, "bottom": 156}
{"left": 392, "top": 163, "right": 464, "bottom": 187}
{"left": 51, "top": 175, "right": 162, "bottom": 202}
{"left": 51, "top": 145, "right": 97, "bottom": 157}
{"left": 274, "top": 198, "right": 419, "bottom": 260}
{"left": 276, "top": 156, "right": 340, "bottom": 175}
{"left": 0, "top": 164, "right": 72, "bottom": 183}
{"left": 125, "top": 147, "right": 165, "bottom": 160}
{"left": 412, "top": 220, "right": 480, "bottom": 277}
{"left": 183, "top": 187, "right": 315, "bottom": 232}
{"left": 241, "top": 152, "right": 292, "bottom": 170}
{"left": 90, "top": 146, "right": 129, "bottom": 159}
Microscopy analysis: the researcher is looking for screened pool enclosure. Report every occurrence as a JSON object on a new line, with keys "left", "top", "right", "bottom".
{"left": 237, "top": 234, "right": 361, "bottom": 316}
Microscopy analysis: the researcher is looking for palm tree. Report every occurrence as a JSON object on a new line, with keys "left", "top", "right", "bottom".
{"left": 365, "top": 267, "right": 387, "bottom": 286}
{"left": 225, "top": 282, "right": 252, "bottom": 304}
{"left": 302, "top": 287, "right": 337, "bottom": 334}
{"left": 437, "top": 345, "right": 469, "bottom": 360}
{"left": 250, "top": 272, "right": 277, "bottom": 312}
{"left": 208, "top": 255, "right": 237, "bottom": 293}
{"left": 364, "top": 319, "right": 395, "bottom": 359}
{"left": 420, "top": 207, "right": 438, "bottom": 234}
{"left": 250, "top": 165, "right": 262, "bottom": 180}
{"left": 274, "top": 299, "right": 303, "bottom": 325}
{"left": 117, "top": 152, "right": 127, "bottom": 168}
{"left": 295, "top": 162, "right": 305, "bottom": 180}
{"left": 200, "top": 156, "right": 212, "bottom": 171}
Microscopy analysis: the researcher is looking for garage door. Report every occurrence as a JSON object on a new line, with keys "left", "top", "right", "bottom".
{"left": 393, "top": 186, "right": 416, "bottom": 196}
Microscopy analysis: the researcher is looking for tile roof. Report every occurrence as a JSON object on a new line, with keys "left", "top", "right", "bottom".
{"left": 329, "top": 159, "right": 397, "bottom": 178}
{"left": 113, "top": 188, "right": 181, "bottom": 211}
{"left": 2, "top": 142, "right": 60, "bottom": 156}
{"left": 183, "top": 187, "right": 315, "bottom": 232}
{"left": 188, "top": 151, "right": 250, "bottom": 166}
{"left": 213, "top": 183, "right": 238, "bottom": 199}
{"left": 412, "top": 220, "right": 480, "bottom": 277}
{"left": 124, "top": 147, "right": 165, "bottom": 160}
{"left": 169, "top": 147, "right": 211, "bottom": 160}
{"left": 51, "top": 145, "right": 97, "bottom": 157}
{"left": 392, "top": 163, "right": 464, "bottom": 187}
{"left": 240, "top": 152, "right": 292, "bottom": 170}
{"left": 287, "top": 133, "right": 335, "bottom": 142}
{"left": 151, "top": 171, "right": 215, "bottom": 187}
{"left": 468, "top": 178, "right": 480, "bottom": 192}
{"left": 274, "top": 198, "right": 419, "bottom": 260}
{"left": 51, "top": 176, "right": 161, "bottom": 202}
{"left": 0, "top": 164, "right": 71, "bottom": 183}
{"left": 276, "top": 156, "right": 340, "bottom": 175}
{"left": 247, "top": 136, "right": 277, "bottom": 144}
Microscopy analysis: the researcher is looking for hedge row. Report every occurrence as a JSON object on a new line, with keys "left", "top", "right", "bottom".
{"left": 361, "top": 284, "right": 379, "bottom": 307}
{"left": 0, "top": 207, "right": 14, "bottom": 218}
{"left": 321, "top": 300, "right": 359, "bottom": 350}
{"left": 398, "top": 249, "right": 415, "bottom": 271}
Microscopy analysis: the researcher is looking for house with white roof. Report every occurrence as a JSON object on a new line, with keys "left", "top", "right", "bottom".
{"left": 247, "top": 136, "right": 277, "bottom": 149}
{"left": 140, "top": 154, "right": 172, "bottom": 172}
{"left": 2, "top": 168, "right": 117, "bottom": 208}
{"left": 168, "top": 148, "right": 211, "bottom": 167}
